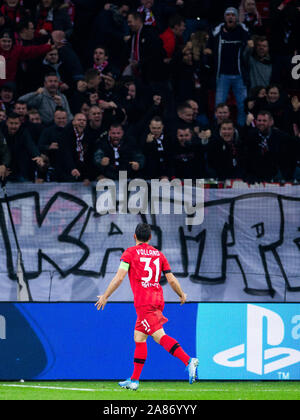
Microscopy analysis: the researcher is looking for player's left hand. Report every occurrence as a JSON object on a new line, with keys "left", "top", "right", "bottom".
{"left": 95, "top": 295, "right": 108, "bottom": 310}
{"left": 180, "top": 293, "right": 187, "bottom": 305}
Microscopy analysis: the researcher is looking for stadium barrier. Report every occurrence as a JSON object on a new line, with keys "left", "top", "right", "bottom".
{"left": 0, "top": 302, "right": 299, "bottom": 380}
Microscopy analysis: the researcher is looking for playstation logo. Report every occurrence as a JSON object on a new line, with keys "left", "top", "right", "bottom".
{"left": 213, "top": 304, "right": 300, "bottom": 375}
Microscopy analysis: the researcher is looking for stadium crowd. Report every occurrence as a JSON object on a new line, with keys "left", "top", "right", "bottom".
{"left": 0, "top": 0, "right": 299, "bottom": 184}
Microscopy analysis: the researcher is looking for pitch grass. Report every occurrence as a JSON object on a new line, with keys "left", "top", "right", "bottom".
{"left": 0, "top": 381, "right": 300, "bottom": 400}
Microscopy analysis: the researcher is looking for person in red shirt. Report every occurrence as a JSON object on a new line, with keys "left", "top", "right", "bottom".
{"left": 0, "top": 29, "right": 53, "bottom": 88}
{"left": 95, "top": 223, "right": 199, "bottom": 390}
{"left": 160, "top": 14, "right": 186, "bottom": 60}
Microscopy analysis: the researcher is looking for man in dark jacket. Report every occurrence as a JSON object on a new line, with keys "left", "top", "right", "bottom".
{"left": 243, "top": 110, "right": 297, "bottom": 182}
{"left": 207, "top": 119, "right": 245, "bottom": 180}
{"left": 94, "top": 123, "right": 144, "bottom": 180}
{"left": 3, "top": 112, "right": 44, "bottom": 181}
{"left": 170, "top": 126, "right": 204, "bottom": 179}
{"left": 140, "top": 115, "right": 172, "bottom": 179}
{"left": 124, "top": 11, "right": 166, "bottom": 85}
{"left": 57, "top": 112, "right": 93, "bottom": 183}
{"left": 207, "top": 7, "right": 249, "bottom": 126}
{"left": 90, "top": 2, "right": 130, "bottom": 67}
{"left": 38, "top": 107, "right": 68, "bottom": 181}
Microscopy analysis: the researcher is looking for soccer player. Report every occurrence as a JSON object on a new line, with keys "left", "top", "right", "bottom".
{"left": 95, "top": 223, "right": 199, "bottom": 390}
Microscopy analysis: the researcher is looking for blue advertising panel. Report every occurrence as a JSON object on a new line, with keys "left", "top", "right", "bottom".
{"left": 196, "top": 303, "right": 300, "bottom": 380}
{"left": 1, "top": 302, "right": 299, "bottom": 380}
{"left": 0, "top": 303, "right": 197, "bottom": 380}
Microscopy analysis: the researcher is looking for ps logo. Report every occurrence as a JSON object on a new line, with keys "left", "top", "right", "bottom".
{"left": 213, "top": 305, "right": 300, "bottom": 375}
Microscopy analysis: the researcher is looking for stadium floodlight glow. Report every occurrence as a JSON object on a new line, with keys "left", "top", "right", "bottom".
{"left": 96, "top": 171, "right": 204, "bottom": 226}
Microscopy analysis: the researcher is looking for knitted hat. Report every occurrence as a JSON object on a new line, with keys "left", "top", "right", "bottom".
{"left": 224, "top": 7, "right": 238, "bottom": 18}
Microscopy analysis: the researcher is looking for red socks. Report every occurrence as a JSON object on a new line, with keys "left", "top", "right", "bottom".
{"left": 131, "top": 341, "right": 147, "bottom": 381}
{"left": 159, "top": 334, "right": 190, "bottom": 366}
{"left": 131, "top": 335, "right": 190, "bottom": 381}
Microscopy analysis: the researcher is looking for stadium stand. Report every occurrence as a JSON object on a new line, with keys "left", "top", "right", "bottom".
{"left": 0, "top": 0, "right": 299, "bottom": 185}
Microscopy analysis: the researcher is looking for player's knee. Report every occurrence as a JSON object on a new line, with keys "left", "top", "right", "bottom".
{"left": 152, "top": 328, "right": 165, "bottom": 344}
{"left": 134, "top": 330, "right": 147, "bottom": 343}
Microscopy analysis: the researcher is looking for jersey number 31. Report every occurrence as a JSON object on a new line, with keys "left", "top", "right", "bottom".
{"left": 140, "top": 257, "right": 160, "bottom": 283}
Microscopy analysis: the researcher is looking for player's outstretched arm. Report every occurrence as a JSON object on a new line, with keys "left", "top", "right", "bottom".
{"left": 95, "top": 268, "right": 128, "bottom": 310}
{"left": 165, "top": 272, "right": 187, "bottom": 305}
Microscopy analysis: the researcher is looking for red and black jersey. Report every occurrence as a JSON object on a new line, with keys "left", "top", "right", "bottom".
{"left": 121, "top": 243, "right": 171, "bottom": 308}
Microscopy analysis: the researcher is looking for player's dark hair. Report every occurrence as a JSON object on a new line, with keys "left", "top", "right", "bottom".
{"left": 135, "top": 223, "right": 151, "bottom": 242}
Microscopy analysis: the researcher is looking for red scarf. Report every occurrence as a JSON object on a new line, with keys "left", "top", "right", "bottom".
{"left": 1, "top": 5, "right": 22, "bottom": 23}
{"left": 137, "top": 5, "right": 156, "bottom": 26}
{"left": 35, "top": 7, "right": 54, "bottom": 35}
{"left": 93, "top": 61, "right": 108, "bottom": 74}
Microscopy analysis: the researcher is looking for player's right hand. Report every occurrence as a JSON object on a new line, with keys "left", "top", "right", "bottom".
{"left": 95, "top": 295, "right": 108, "bottom": 310}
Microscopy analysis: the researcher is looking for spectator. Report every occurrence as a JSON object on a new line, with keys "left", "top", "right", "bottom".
{"left": 90, "top": 1, "right": 130, "bottom": 68}
{"left": 19, "top": 72, "right": 73, "bottom": 125}
{"left": 211, "top": 102, "right": 231, "bottom": 134}
{"left": 40, "top": 47, "right": 70, "bottom": 93}
{"left": 137, "top": 0, "right": 165, "bottom": 33}
{"left": 14, "top": 18, "right": 36, "bottom": 45}
{"left": 207, "top": 119, "right": 245, "bottom": 180}
{"left": 3, "top": 112, "right": 45, "bottom": 181}
{"left": 28, "top": 108, "right": 43, "bottom": 124}
{"left": 269, "top": 0, "right": 300, "bottom": 87}
{"left": 238, "top": 0, "right": 263, "bottom": 35}
{"left": 172, "top": 30, "right": 212, "bottom": 117}
{"left": 13, "top": 99, "right": 28, "bottom": 123}
{"left": 70, "top": 68, "right": 101, "bottom": 113}
{"left": 98, "top": 68, "right": 126, "bottom": 125}
{"left": 91, "top": 45, "right": 109, "bottom": 76}
{"left": 170, "top": 126, "right": 204, "bottom": 179}
{"left": 243, "top": 36, "right": 273, "bottom": 90}
{"left": 38, "top": 107, "right": 68, "bottom": 180}
{"left": 0, "top": 28, "right": 53, "bottom": 89}
{"left": 0, "top": 109, "right": 7, "bottom": 122}
{"left": 93, "top": 123, "right": 144, "bottom": 180}
{"left": 99, "top": 67, "right": 121, "bottom": 105}
{"left": 243, "top": 110, "right": 297, "bottom": 182}
{"left": 85, "top": 104, "right": 107, "bottom": 144}
{"left": 166, "top": 101, "right": 203, "bottom": 140}
{"left": 159, "top": 14, "right": 186, "bottom": 61}
{"left": 14, "top": 18, "right": 50, "bottom": 94}
{"left": 50, "top": 29, "right": 84, "bottom": 88}
{"left": 13, "top": 99, "right": 45, "bottom": 146}
{"left": 120, "top": 79, "right": 162, "bottom": 130}
{"left": 0, "top": 127, "right": 10, "bottom": 181}
{"left": 34, "top": 0, "right": 73, "bottom": 40}
{"left": 0, "top": 81, "right": 16, "bottom": 113}
{"left": 207, "top": 7, "right": 249, "bottom": 126}
{"left": 186, "top": 98, "right": 209, "bottom": 130}
{"left": 58, "top": 112, "right": 92, "bottom": 183}
{"left": 123, "top": 11, "right": 165, "bottom": 86}
{"left": 0, "top": 0, "right": 30, "bottom": 32}
{"left": 291, "top": 95, "right": 300, "bottom": 138}
{"left": 140, "top": 115, "right": 172, "bottom": 179}
{"left": 250, "top": 84, "right": 294, "bottom": 134}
